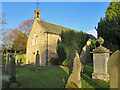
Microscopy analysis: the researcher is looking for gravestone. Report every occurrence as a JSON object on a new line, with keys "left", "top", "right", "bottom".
{"left": 6, "top": 51, "right": 8, "bottom": 65}
{"left": 35, "top": 51, "right": 40, "bottom": 70}
{"left": 69, "top": 44, "right": 78, "bottom": 75}
{"left": 16, "top": 55, "right": 18, "bottom": 64}
{"left": 80, "top": 39, "right": 92, "bottom": 64}
{"left": 9, "top": 53, "right": 18, "bottom": 88}
{"left": 66, "top": 52, "right": 81, "bottom": 88}
{"left": 92, "top": 37, "right": 111, "bottom": 82}
{"left": 16, "top": 59, "right": 18, "bottom": 67}
{"left": 19, "top": 58, "right": 22, "bottom": 66}
{"left": 5, "top": 52, "right": 10, "bottom": 73}
{"left": 107, "top": 50, "right": 120, "bottom": 88}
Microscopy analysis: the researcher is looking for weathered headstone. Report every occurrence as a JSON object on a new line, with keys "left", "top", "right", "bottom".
{"left": 107, "top": 50, "right": 120, "bottom": 88}
{"left": 19, "top": 58, "right": 22, "bottom": 66}
{"left": 28, "top": 61, "right": 30, "bottom": 64}
{"left": 6, "top": 51, "right": 8, "bottom": 65}
{"left": 16, "top": 55, "right": 18, "bottom": 64}
{"left": 80, "top": 39, "right": 92, "bottom": 64}
{"left": 16, "top": 59, "right": 18, "bottom": 67}
{"left": 69, "top": 44, "right": 78, "bottom": 75}
{"left": 66, "top": 52, "right": 81, "bottom": 88}
{"left": 35, "top": 51, "right": 40, "bottom": 70}
{"left": 5, "top": 52, "right": 10, "bottom": 73}
{"left": 92, "top": 37, "right": 111, "bottom": 82}
{"left": 9, "top": 53, "right": 18, "bottom": 88}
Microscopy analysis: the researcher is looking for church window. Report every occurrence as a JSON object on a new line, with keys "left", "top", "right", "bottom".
{"left": 37, "top": 12, "right": 39, "bottom": 18}
{"left": 32, "top": 34, "right": 36, "bottom": 46}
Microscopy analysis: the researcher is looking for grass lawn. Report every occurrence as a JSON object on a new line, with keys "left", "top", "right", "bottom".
{"left": 81, "top": 64, "right": 110, "bottom": 88}
{"left": 2, "top": 67, "right": 69, "bottom": 88}
{"left": 2, "top": 55, "right": 110, "bottom": 88}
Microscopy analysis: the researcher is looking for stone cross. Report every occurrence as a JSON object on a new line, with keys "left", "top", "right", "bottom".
{"left": 69, "top": 44, "right": 78, "bottom": 75}
{"left": 9, "top": 53, "right": 16, "bottom": 83}
{"left": 35, "top": 51, "right": 40, "bottom": 70}
{"left": 66, "top": 52, "right": 81, "bottom": 88}
{"left": 91, "top": 37, "right": 111, "bottom": 82}
{"left": 107, "top": 50, "right": 120, "bottom": 88}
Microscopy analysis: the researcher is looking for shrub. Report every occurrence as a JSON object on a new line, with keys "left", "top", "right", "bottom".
{"left": 49, "top": 58, "right": 59, "bottom": 65}
{"left": 89, "top": 40, "right": 99, "bottom": 51}
{"left": 57, "top": 45, "right": 66, "bottom": 65}
{"left": 57, "top": 30, "right": 89, "bottom": 66}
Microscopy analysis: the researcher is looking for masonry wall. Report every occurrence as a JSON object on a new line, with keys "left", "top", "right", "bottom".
{"left": 47, "top": 33, "right": 61, "bottom": 65}
{"left": 26, "top": 19, "right": 47, "bottom": 66}
{"left": 26, "top": 19, "right": 61, "bottom": 66}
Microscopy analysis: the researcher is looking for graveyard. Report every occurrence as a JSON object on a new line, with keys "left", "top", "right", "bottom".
{"left": 1, "top": 51, "right": 110, "bottom": 88}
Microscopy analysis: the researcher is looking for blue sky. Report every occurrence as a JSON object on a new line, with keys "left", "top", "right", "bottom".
{"left": 2, "top": 2, "right": 110, "bottom": 37}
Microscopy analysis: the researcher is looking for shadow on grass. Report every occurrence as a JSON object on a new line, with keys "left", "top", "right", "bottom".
{"left": 83, "top": 66, "right": 93, "bottom": 78}
{"left": 82, "top": 64, "right": 110, "bottom": 88}
{"left": 81, "top": 74, "right": 102, "bottom": 88}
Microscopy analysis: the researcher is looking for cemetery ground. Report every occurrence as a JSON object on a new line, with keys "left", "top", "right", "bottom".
{"left": 2, "top": 55, "right": 110, "bottom": 88}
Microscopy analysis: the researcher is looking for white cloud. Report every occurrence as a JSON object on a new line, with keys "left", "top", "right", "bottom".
{"left": 86, "top": 29, "right": 97, "bottom": 38}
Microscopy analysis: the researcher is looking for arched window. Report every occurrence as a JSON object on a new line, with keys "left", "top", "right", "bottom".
{"left": 32, "top": 34, "right": 38, "bottom": 46}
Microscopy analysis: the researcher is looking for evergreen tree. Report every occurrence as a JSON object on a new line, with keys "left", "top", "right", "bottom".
{"left": 97, "top": 1, "right": 120, "bottom": 52}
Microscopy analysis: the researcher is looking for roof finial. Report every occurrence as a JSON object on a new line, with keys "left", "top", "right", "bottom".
{"left": 37, "top": 0, "right": 39, "bottom": 9}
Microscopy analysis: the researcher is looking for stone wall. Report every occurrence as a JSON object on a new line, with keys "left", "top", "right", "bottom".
{"left": 26, "top": 19, "right": 47, "bottom": 66}
{"left": 47, "top": 33, "right": 61, "bottom": 66}
{"left": 26, "top": 19, "right": 61, "bottom": 66}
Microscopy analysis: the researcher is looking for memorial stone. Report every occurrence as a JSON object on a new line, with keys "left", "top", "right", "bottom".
{"left": 107, "top": 50, "right": 120, "bottom": 88}
{"left": 92, "top": 37, "right": 111, "bottom": 82}
{"left": 66, "top": 52, "right": 81, "bottom": 88}
{"left": 5, "top": 52, "right": 10, "bottom": 73}
{"left": 35, "top": 51, "right": 40, "bottom": 70}
{"left": 9, "top": 53, "right": 16, "bottom": 83}
{"left": 69, "top": 44, "right": 78, "bottom": 75}
{"left": 80, "top": 39, "right": 92, "bottom": 64}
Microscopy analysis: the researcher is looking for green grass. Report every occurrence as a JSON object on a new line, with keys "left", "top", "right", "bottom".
{"left": 2, "top": 55, "right": 110, "bottom": 88}
{"left": 2, "top": 67, "right": 69, "bottom": 88}
{"left": 81, "top": 64, "right": 110, "bottom": 88}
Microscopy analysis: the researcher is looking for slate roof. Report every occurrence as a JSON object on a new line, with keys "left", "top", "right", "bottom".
{"left": 38, "top": 20, "right": 74, "bottom": 34}
{"left": 37, "top": 20, "right": 96, "bottom": 40}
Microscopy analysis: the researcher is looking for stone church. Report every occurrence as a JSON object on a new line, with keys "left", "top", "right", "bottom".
{"left": 26, "top": 9, "right": 73, "bottom": 66}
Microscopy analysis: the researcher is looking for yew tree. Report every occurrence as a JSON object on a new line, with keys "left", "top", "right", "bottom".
{"left": 96, "top": 1, "right": 120, "bottom": 52}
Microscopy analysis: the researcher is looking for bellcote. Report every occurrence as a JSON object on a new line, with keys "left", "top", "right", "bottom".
{"left": 34, "top": 9, "right": 41, "bottom": 20}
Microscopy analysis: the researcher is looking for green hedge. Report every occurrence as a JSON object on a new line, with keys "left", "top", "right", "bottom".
{"left": 57, "top": 30, "right": 89, "bottom": 66}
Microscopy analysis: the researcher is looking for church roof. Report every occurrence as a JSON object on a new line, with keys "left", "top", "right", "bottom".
{"left": 38, "top": 20, "right": 75, "bottom": 34}
{"left": 36, "top": 20, "right": 96, "bottom": 40}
